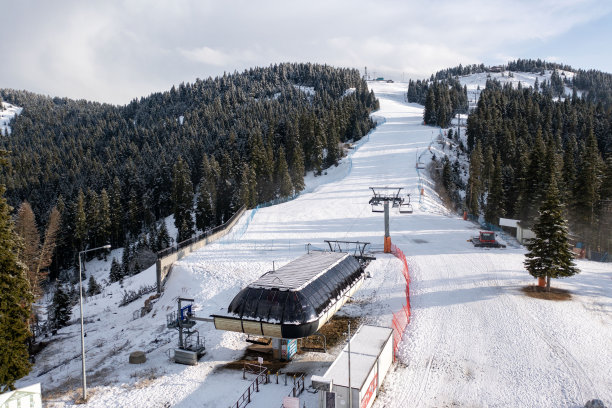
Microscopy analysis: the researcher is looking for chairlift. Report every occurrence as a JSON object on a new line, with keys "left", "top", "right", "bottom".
{"left": 370, "top": 199, "right": 384, "bottom": 213}
{"left": 399, "top": 202, "right": 413, "bottom": 214}
{"left": 369, "top": 186, "right": 405, "bottom": 213}
{"left": 399, "top": 194, "right": 413, "bottom": 214}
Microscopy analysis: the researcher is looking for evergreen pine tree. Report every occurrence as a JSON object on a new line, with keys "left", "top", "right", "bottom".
{"left": 172, "top": 156, "right": 195, "bottom": 242}
{"left": 424, "top": 86, "right": 436, "bottom": 125}
{"left": 247, "top": 164, "right": 258, "bottom": 208}
{"left": 441, "top": 155, "right": 452, "bottom": 193}
{"left": 467, "top": 142, "right": 483, "bottom": 215}
{"left": 524, "top": 179, "right": 579, "bottom": 290}
{"left": 485, "top": 154, "right": 504, "bottom": 224}
{"left": 0, "top": 154, "right": 33, "bottom": 390}
{"left": 275, "top": 147, "right": 294, "bottom": 198}
{"left": 238, "top": 163, "right": 252, "bottom": 208}
{"left": 109, "top": 257, "right": 122, "bottom": 283}
{"left": 157, "top": 222, "right": 171, "bottom": 250}
{"left": 325, "top": 117, "right": 341, "bottom": 167}
{"left": 597, "top": 155, "right": 612, "bottom": 251}
{"left": 312, "top": 117, "right": 325, "bottom": 175}
{"left": 109, "top": 177, "right": 123, "bottom": 247}
{"left": 50, "top": 284, "right": 71, "bottom": 329}
{"left": 195, "top": 155, "right": 217, "bottom": 231}
{"left": 561, "top": 134, "right": 577, "bottom": 200}
{"left": 87, "top": 274, "right": 102, "bottom": 296}
{"left": 86, "top": 189, "right": 100, "bottom": 249}
{"left": 523, "top": 130, "right": 548, "bottom": 225}
{"left": 216, "top": 152, "right": 236, "bottom": 223}
{"left": 74, "top": 189, "right": 87, "bottom": 254}
{"left": 482, "top": 146, "right": 495, "bottom": 191}
{"left": 99, "top": 189, "right": 111, "bottom": 257}
{"left": 290, "top": 141, "right": 305, "bottom": 193}
{"left": 572, "top": 128, "right": 603, "bottom": 244}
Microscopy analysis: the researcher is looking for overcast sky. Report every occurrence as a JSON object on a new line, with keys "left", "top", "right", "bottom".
{"left": 2, "top": 0, "right": 611, "bottom": 105}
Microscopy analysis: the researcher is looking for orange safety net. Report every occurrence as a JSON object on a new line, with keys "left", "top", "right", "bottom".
{"left": 390, "top": 243, "right": 411, "bottom": 360}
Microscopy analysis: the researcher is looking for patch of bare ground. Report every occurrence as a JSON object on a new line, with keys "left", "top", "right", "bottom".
{"left": 302, "top": 315, "right": 362, "bottom": 350}
{"left": 521, "top": 285, "right": 572, "bottom": 301}
{"left": 42, "top": 366, "right": 116, "bottom": 404}
{"left": 131, "top": 368, "right": 160, "bottom": 388}
{"left": 221, "top": 315, "right": 362, "bottom": 373}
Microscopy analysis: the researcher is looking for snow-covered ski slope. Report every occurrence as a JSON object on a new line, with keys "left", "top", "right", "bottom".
{"left": 31, "top": 81, "right": 611, "bottom": 408}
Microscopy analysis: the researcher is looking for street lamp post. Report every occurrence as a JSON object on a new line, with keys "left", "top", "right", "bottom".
{"left": 348, "top": 320, "right": 352, "bottom": 408}
{"left": 344, "top": 294, "right": 354, "bottom": 408}
{"left": 78, "top": 244, "right": 111, "bottom": 402}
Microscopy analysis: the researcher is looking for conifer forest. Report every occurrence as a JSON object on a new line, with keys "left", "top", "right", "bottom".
{"left": 0, "top": 63, "right": 378, "bottom": 278}
{"left": 408, "top": 60, "right": 612, "bottom": 254}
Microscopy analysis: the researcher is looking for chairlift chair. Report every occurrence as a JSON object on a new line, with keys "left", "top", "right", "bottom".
{"left": 399, "top": 194, "right": 413, "bottom": 214}
{"left": 369, "top": 195, "right": 384, "bottom": 213}
{"left": 399, "top": 202, "right": 413, "bottom": 214}
{"left": 371, "top": 200, "right": 384, "bottom": 213}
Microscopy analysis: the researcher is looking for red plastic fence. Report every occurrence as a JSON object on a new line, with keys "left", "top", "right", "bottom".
{"left": 390, "top": 243, "right": 411, "bottom": 360}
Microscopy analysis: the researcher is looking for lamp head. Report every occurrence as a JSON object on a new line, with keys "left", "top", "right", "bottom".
{"left": 103, "top": 244, "right": 111, "bottom": 249}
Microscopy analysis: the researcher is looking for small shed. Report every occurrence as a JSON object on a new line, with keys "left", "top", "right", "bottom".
{"left": 313, "top": 325, "right": 393, "bottom": 408}
{"left": 499, "top": 218, "right": 535, "bottom": 244}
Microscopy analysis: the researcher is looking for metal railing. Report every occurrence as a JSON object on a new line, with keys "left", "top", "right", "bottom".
{"left": 231, "top": 364, "right": 269, "bottom": 408}
{"left": 279, "top": 374, "right": 305, "bottom": 408}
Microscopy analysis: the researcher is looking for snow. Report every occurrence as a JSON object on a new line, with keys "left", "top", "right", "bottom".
{"left": 18, "top": 82, "right": 612, "bottom": 408}
{"left": 342, "top": 87, "right": 356, "bottom": 98}
{"left": 293, "top": 85, "right": 315, "bottom": 96}
{"left": 459, "top": 69, "right": 579, "bottom": 109}
{"left": 0, "top": 101, "right": 23, "bottom": 136}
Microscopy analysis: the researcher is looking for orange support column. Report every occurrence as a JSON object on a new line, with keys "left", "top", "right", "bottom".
{"left": 537, "top": 277, "right": 546, "bottom": 287}
{"left": 384, "top": 236, "right": 391, "bottom": 253}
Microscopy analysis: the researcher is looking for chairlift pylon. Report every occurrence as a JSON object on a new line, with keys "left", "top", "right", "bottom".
{"left": 369, "top": 187, "right": 413, "bottom": 215}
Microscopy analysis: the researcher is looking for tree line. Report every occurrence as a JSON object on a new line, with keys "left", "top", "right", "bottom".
{"left": 407, "top": 77, "right": 468, "bottom": 128}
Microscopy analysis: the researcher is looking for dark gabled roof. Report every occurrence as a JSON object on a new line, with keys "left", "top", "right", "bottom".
{"left": 251, "top": 252, "right": 348, "bottom": 290}
{"left": 225, "top": 252, "right": 363, "bottom": 328}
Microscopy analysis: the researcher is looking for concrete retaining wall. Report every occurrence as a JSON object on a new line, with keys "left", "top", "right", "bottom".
{"left": 156, "top": 207, "right": 246, "bottom": 292}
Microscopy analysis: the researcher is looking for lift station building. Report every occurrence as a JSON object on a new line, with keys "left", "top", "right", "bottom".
{"left": 212, "top": 251, "right": 365, "bottom": 340}
{"left": 313, "top": 325, "right": 393, "bottom": 408}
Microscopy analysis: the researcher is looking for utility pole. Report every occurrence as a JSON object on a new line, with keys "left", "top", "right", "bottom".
{"left": 348, "top": 321, "right": 352, "bottom": 408}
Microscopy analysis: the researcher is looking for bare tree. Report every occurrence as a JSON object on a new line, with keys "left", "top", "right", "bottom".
{"left": 14, "top": 202, "right": 59, "bottom": 299}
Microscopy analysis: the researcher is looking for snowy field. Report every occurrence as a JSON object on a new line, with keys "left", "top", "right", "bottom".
{"left": 19, "top": 81, "right": 611, "bottom": 408}
{"left": 460, "top": 69, "right": 578, "bottom": 108}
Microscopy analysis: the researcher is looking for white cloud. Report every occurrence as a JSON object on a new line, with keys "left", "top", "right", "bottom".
{"left": 1, "top": 0, "right": 610, "bottom": 104}
{"left": 180, "top": 47, "right": 235, "bottom": 67}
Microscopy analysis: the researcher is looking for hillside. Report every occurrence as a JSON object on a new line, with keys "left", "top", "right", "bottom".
{"left": 18, "top": 81, "right": 612, "bottom": 408}
{"left": 0, "top": 63, "right": 378, "bottom": 277}
{"left": 410, "top": 62, "right": 612, "bottom": 258}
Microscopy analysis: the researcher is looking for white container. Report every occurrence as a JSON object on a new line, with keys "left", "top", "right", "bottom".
{"left": 316, "top": 325, "right": 393, "bottom": 408}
